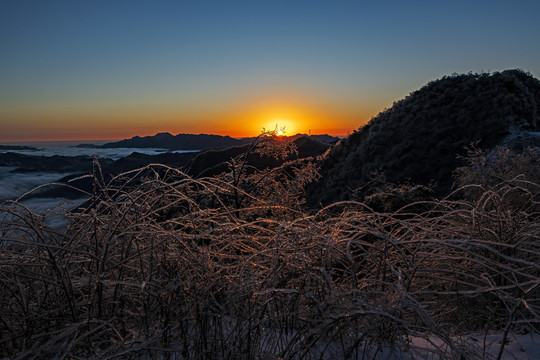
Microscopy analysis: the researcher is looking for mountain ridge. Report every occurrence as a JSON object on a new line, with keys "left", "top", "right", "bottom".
{"left": 186, "top": 135, "right": 331, "bottom": 178}
{"left": 307, "top": 69, "right": 540, "bottom": 206}
{"left": 77, "top": 133, "right": 250, "bottom": 150}
{"left": 77, "top": 132, "right": 339, "bottom": 151}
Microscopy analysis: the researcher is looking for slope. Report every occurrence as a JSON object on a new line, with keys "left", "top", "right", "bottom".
{"left": 307, "top": 69, "right": 540, "bottom": 206}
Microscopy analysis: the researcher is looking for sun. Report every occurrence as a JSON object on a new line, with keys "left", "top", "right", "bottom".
{"left": 264, "top": 118, "right": 296, "bottom": 137}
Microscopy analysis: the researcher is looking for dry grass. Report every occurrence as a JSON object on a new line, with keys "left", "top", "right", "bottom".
{"left": 0, "top": 162, "right": 539, "bottom": 359}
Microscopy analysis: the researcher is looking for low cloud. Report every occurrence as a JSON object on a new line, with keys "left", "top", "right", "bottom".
{"left": 1, "top": 147, "right": 169, "bottom": 160}
{"left": 2, "top": 197, "right": 87, "bottom": 231}
{"left": 0, "top": 167, "right": 75, "bottom": 200}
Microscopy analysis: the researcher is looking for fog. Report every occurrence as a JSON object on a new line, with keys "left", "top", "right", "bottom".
{"left": 0, "top": 166, "right": 77, "bottom": 200}
{"left": 1, "top": 197, "right": 86, "bottom": 231}
{"left": 0, "top": 143, "right": 199, "bottom": 230}
{"left": 21, "top": 197, "right": 86, "bottom": 230}
{"left": 0, "top": 146, "right": 173, "bottom": 160}
{"left": 0, "top": 167, "right": 87, "bottom": 230}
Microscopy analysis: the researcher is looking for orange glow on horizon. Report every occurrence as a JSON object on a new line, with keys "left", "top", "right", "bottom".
{"left": 0, "top": 99, "right": 379, "bottom": 142}
{"left": 0, "top": 120, "right": 363, "bottom": 143}
{"left": 0, "top": 124, "right": 356, "bottom": 143}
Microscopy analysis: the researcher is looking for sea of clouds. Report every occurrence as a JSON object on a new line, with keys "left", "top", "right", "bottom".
{"left": 0, "top": 143, "right": 197, "bottom": 199}
{"left": 0, "top": 165, "right": 86, "bottom": 229}
{"left": 0, "top": 166, "right": 75, "bottom": 200}
{"left": 1, "top": 144, "right": 170, "bottom": 160}
{"left": 0, "top": 142, "right": 196, "bottom": 229}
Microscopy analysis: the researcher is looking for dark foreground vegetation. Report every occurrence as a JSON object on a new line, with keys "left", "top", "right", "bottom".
{"left": 1, "top": 70, "right": 540, "bottom": 358}
{"left": 1, "top": 142, "right": 538, "bottom": 359}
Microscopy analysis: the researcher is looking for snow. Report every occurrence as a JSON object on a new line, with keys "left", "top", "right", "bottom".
{"left": 131, "top": 331, "right": 540, "bottom": 359}
{"left": 407, "top": 333, "right": 540, "bottom": 360}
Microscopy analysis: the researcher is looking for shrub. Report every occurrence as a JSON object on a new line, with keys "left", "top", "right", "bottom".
{"left": 1, "top": 142, "right": 539, "bottom": 358}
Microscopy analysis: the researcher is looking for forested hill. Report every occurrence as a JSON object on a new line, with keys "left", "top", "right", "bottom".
{"left": 307, "top": 69, "right": 540, "bottom": 206}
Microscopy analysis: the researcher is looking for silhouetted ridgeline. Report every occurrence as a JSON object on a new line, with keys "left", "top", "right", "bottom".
{"left": 3, "top": 151, "right": 199, "bottom": 199}
{"left": 80, "top": 132, "right": 252, "bottom": 150}
{"left": 0, "top": 152, "right": 103, "bottom": 173}
{"left": 186, "top": 135, "right": 331, "bottom": 177}
{"left": 78, "top": 132, "right": 339, "bottom": 151}
{"left": 0, "top": 145, "right": 38, "bottom": 151}
{"left": 307, "top": 69, "right": 540, "bottom": 206}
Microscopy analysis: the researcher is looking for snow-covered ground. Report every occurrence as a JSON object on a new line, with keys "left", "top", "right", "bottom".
{"left": 498, "top": 129, "right": 540, "bottom": 150}
{"left": 293, "top": 332, "right": 540, "bottom": 359}
{"left": 133, "top": 331, "right": 540, "bottom": 359}
{"left": 406, "top": 332, "right": 540, "bottom": 360}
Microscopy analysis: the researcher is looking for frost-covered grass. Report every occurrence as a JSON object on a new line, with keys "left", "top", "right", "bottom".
{"left": 0, "top": 162, "right": 539, "bottom": 359}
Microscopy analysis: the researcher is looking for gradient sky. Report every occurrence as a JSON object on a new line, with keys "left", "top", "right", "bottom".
{"left": 1, "top": 0, "right": 539, "bottom": 141}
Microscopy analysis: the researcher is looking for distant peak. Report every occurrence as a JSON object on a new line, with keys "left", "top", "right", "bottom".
{"left": 154, "top": 132, "right": 173, "bottom": 137}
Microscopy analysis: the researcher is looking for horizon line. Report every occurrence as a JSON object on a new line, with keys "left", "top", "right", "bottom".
{"left": 0, "top": 131, "right": 350, "bottom": 144}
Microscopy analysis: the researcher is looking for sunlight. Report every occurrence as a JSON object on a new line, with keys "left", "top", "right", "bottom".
{"left": 264, "top": 118, "right": 296, "bottom": 136}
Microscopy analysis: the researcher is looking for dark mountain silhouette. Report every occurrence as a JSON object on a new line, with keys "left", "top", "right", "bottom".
{"left": 52, "top": 151, "right": 199, "bottom": 198}
{"left": 95, "top": 151, "right": 199, "bottom": 176}
{"left": 0, "top": 145, "right": 39, "bottom": 151}
{"left": 22, "top": 135, "right": 331, "bottom": 199}
{"left": 0, "top": 152, "right": 106, "bottom": 173}
{"left": 307, "top": 69, "right": 540, "bottom": 206}
{"left": 288, "top": 133, "right": 340, "bottom": 144}
{"left": 4, "top": 133, "right": 336, "bottom": 200}
{"left": 4, "top": 151, "right": 199, "bottom": 199}
{"left": 187, "top": 136, "right": 331, "bottom": 178}
{"left": 79, "top": 132, "right": 252, "bottom": 150}
{"left": 78, "top": 132, "right": 339, "bottom": 151}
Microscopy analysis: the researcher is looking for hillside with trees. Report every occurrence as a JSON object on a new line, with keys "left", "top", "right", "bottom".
{"left": 186, "top": 135, "right": 331, "bottom": 178}
{"left": 307, "top": 69, "right": 540, "bottom": 206}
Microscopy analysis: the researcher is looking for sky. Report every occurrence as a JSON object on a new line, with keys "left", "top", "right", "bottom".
{"left": 1, "top": 0, "right": 539, "bottom": 141}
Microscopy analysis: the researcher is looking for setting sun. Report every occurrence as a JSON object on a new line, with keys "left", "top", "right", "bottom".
{"left": 263, "top": 118, "right": 297, "bottom": 136}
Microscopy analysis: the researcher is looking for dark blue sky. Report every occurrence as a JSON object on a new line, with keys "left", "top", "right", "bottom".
{"left": 1, "top": 0, "right": 539, "bottom": 140}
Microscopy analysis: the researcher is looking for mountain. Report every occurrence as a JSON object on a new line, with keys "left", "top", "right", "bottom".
{"left": 16, "top": 151, "right": 199, "bottom": 199}
{"left": 26, "top": 135, "right": 330, "bottom": 199}
{"left": 187, "top": 136, "right": 331, "bottom": 178}
{"left": 288, "top": 133, "right": 340, "bottom": 143}
{"left": 307, "top": 69, "right": 540, "bottom": 206}
{"left": 78, "top": 133, "right": 339, "bottom": 151}
{"left": 0, "top": 145, "right": 39, "bottom": 151}
{"left": 79, "top": 132, "right": 252, "bottom": 150}
{"left": 0, "top": 152, "right": 104, "bottom": 173}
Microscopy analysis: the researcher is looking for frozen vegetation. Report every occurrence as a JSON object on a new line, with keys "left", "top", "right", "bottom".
{"left": 1, "top": 70, "right": 540, "bottom": 358}
{"left": 1, "top": 136, "right": 538, "bottom": 359}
